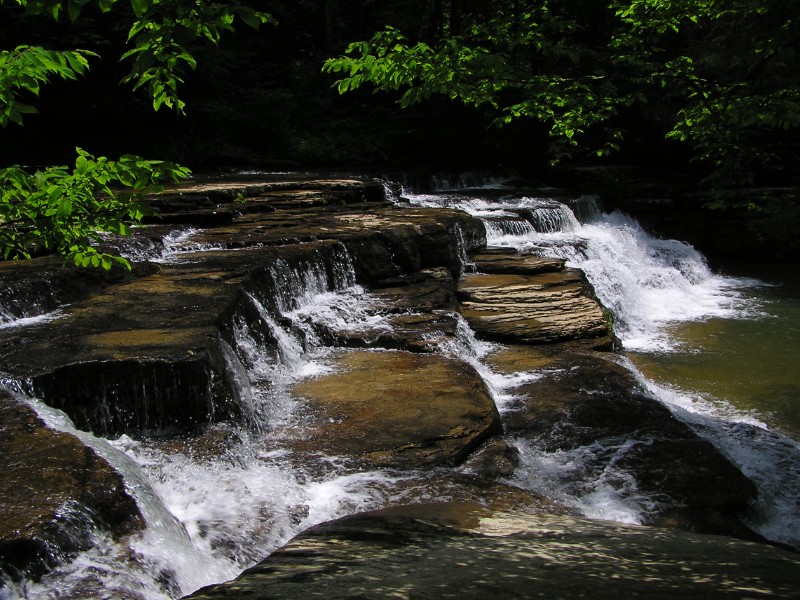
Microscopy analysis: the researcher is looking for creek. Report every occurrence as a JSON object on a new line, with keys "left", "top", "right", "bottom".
{"left": 0, "top": 174, "right": 798, "bottom": 599}
{"left": 401, "top": 177, "right": 800, "bottom": 547}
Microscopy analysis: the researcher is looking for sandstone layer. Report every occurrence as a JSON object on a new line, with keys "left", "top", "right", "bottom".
{"left": 290, "top": 350, "right": 501, "bottom": 469}
{"left": 0, "top": 176, "right": 774, "bottom": 591}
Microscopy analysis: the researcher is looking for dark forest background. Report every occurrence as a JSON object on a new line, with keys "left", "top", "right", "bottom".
{"left": 0, "top": 1, "right": 720, "bottom": 176}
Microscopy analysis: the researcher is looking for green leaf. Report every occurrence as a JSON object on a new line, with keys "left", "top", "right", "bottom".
{"left": 130, "top": 0, "right": 150, "bottom": 18}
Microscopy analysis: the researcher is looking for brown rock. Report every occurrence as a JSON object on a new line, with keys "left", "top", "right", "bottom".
{"left": 488, "top": 345, "right": 760, "bottom": 539}
{"left": 458, "top": 269, "right": 613, "bottom": 346}
{"left": 471, "top": 249, "right": 566, "bottom": 275}
{"left": 185, "top": 503, "right": 800, "bottom": 600}
{"left": 290, "top": 350, "right": 502, "bottom": 469}
{"left": 0, "top": 390, "right": 143, "bottom": 581}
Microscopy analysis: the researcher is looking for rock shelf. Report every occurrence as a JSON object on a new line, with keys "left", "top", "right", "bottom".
{"left": 0, "top": 176, "right": 772, "bottom": 590}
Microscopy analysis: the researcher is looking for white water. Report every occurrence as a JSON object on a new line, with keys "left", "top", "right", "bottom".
{"left": 2, "top": 247, "right": 403, "bottom": 599}
{"left": 623, "top": 359, "right": 800, "bottom": 548}
{"left": 402, "top": 186, "right": 800, "bottom": 544}
{"left": 3, "top": 178, "right": 798, "bottom": 598}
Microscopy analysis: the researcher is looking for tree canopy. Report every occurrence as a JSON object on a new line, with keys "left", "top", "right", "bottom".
{"left": 324, "top": 0, "right": 800, "bottom": 197}
{"left": 2, "top": 0, "right": 799, "bottom": 267}
{"left": 0, "top": 0, "right": 271, "bottom": 267}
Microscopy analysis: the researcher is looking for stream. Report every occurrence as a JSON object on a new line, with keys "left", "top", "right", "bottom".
{"left": 1, "top": 174, "right": 798, "bottom": 598}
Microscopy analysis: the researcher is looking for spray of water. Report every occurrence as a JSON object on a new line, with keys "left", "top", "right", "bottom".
{"left": 2, "top": 246, "right": 405, "bottom": 599}
{"left": 402, "top": 186, "right": 796, "bottom": 544}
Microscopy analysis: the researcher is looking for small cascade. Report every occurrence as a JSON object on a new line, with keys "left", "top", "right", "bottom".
{"left": 568, "top": 194, "right": 604, "bottom": 224}
{"left": 263, "top": 244, "right": 357, "bottom": 315}
{"left": 0, "top": 281, "right": 63, "bottom": 325}
{"left": 626, "top": 362, "right": 800, "bottom": 549}
{"left": 2, "top": 243, "right": 402, "bottom": 599}
{"left": 390, "top": 169, "right": 519, "bottom": 196}
{"left": 482, "top": 218, "right": 535, "bottom": 239}
{"left": 511, "top": 437, "right": 663, "bottom": 525}
{"left": 400, "top": 180, "right": 798, "bottom": 549}
{"left": 522, "top": 211, "right": 753, "bottom": 351}
{"left": 451, "top": 223, "right": 477, "bottom": 276}
{"left": 430, "top": 171, "right": 514, "bottom": 191}
{"left": 515, "top": 198, "right": 581, "bottom": 234}
{"left": 6, "top": 176, "right": 798, "bottom": 598}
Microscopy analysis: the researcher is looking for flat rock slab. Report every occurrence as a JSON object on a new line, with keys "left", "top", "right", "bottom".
{"left": 185, "top": 502, "right": 800, "bottom": 600}
{"left": 471, "top": 250, "right": 566, "bottom": 275}
{"left": 290, "top": 350, "right": 502, "bottom": 469}
{"left": 0, "top": 390, "right": 143, "bottom": 580}
{"left": 458, "top": 270, "right": 612, "bottom": 345}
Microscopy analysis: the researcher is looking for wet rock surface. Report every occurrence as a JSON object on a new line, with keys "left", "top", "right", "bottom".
{"left": 0, "top": 178, "right": 483, "bottom": 436}
{"left": 457, "top": 263, "right": 614, "bottom": 348}
{"left": 185, "top": 502, "right": 800, "bottom": 600}
{"left": 290, "top": 350, "right": 501, "bottom": 469}
{"left": 0, "top": 390, "right": 143, "bottom": 581}
{"left": 486, "top": 345, "right": 759, "bottom": 539}
{"left": 0, "top": 176, "right": 781, "bottom": 594}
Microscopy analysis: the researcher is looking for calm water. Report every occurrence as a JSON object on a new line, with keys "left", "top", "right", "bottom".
{"left": 628, "top": 269, "right": 800, "bottom": 438}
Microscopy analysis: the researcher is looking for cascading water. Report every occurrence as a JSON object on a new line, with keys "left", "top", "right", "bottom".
{"left": 3, "top": 175, "right": 798, "bottom": 599}
{"left": 401, "top": 182, "right": 800, "bottom": 547}
{"left": 1, "top": 244, "right": 404, "bottom": 600}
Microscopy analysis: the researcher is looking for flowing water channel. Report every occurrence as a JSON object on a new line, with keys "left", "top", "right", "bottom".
{"left": 1, "top": 175, "right": 799, "bottom": 598}
{"left": 401, "top": 179, "right": 800, "bottom": 548}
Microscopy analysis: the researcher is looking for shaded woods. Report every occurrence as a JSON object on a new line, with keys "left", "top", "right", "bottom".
{"left": 2, "top": 1, "right": 797, "bottom": 181}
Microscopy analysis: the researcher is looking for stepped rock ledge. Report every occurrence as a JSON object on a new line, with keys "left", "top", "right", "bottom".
{"left": 0, "top": 175, "right": 787, "bottom": 595}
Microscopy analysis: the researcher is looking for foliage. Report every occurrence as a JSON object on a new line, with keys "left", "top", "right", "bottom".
{"left": 0, "top": 149, "right": 189, "bottom": 268}
{"left": 0, "top": 0, "right": 273, "bottom": 267}
{"left": 324, "top": 4, "right": 626, "bottom": 164}
{"left": 324, "top": 0, "right": 800, "bottom": 195}
{"left": 0, "top": 45, "right": 95, "bottom": 126}
{"left": 3, "top": 0, "right": 274, "bottom": 113}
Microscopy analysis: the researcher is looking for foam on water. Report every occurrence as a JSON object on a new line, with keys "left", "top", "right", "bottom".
{"left": 1, "top": 246, "right": 406, "bottom": 599}
{"left": 620, "top": 358, "right": 800, "bottom": 549}
{"left": 406, "top": 190, "right": 759, "bottom": 352}
{"left": 402, "top": 184, "right": 797, "bottom": 545}
{"left": 511, "top": 437, "right": 663, "bottom": 525}
{"left": 0, "top": 310, "right": 64, "bottom": 329}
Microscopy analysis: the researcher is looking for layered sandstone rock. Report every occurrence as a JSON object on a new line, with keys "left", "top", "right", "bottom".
{"left": 290, "top": 350, "right": 501, "bottom": 469}
{"left": 458, "top": 253, "right": 615, "bottom": 348}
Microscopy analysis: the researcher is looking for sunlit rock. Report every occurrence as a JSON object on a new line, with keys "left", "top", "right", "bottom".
{"left": 458, "top": 269, "right": 613, "bottom": 347}
{"left": 290, "top": 350, "right": 502, "bottom": 469}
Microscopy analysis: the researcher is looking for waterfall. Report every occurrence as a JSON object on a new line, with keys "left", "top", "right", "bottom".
{"left": 428, "top": 170, "right": 516, "bottom": 192}
{"left": 402, "top": 185, "right": 799, "bottom": 546}
{"left": 425, "top": 192, "right": 756, "bottom": 352}
{"left": 624, "top": 361, "right": 800, "bottom": 548}
{"left": 5, "top": 179, "right": 798, "bottom": 599}
{"left": 2, "top": 243, "right": 401, "bottom": 600}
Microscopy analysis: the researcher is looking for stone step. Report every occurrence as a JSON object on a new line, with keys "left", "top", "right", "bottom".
{"left": 0, "top": 390, "right": 143, "bottom": 582}
{"left": 457, "top": 269, "right": 613, "bottom": 347}
{"left": 288, "top": 350, "right": 502, "bottom": 469}
{"left": 184, "top": 502, "right": 800, "bottom": 600}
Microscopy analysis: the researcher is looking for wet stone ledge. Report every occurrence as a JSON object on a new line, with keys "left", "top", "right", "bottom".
{"left": 0, "top": 176, "right": 775, "bottom": 592}
{"left": 185, "top": 502, "right": 800, "bottom": 600}
{"left": 0, "top": 390, "right": 143, "bottom": 582}
{"left": 0, "top": 178, "right": 486, "bottom": 438}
